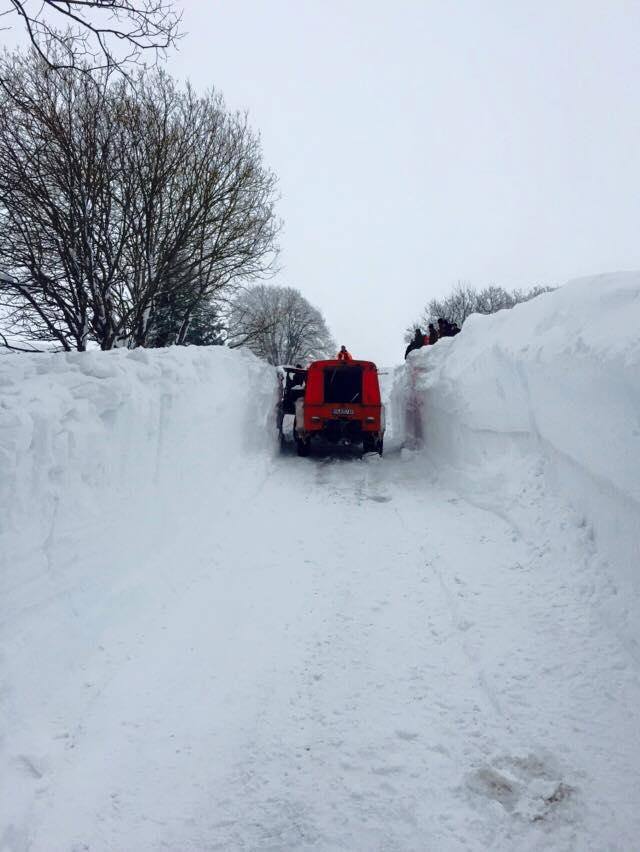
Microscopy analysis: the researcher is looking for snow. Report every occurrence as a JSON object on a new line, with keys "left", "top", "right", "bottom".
{"left": 1, "top": 274, "right": 640, "bottom": 850}
{"left": 393, "top": 271, "right": 640, "bottom": 642}
{"left": 0, "top": 346, "right": 278, "bottom": 849}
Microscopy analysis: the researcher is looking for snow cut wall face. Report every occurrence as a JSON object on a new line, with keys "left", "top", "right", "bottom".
{"left": 392, "top": 272, "right": 640, "bottom": 619}
{"left": 0, "top": 346, "right": 278, "bottom": 549}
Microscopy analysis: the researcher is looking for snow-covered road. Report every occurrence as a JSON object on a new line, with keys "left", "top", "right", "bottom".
{"left": 4, "top": 272, "right": 640, "bottom": 851}
{"left": 6, "top": 445, "right": 639, "bottom": 851}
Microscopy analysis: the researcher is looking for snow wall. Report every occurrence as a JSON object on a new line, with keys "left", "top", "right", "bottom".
{"left": 391, "top": 272, "right": 640, "bottom": 642}
{"left": 0, "top": 346, "right": 278, "bottom": 555}
{"left": 0, "top": 346, "right": 278, "bottom": 836}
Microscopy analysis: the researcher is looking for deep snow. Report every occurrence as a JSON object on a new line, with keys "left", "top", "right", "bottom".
{"left": 393, "top": 272, "right": 640, "bottom": 650}
{"left": 1, "top": 273, "right": 640, "bottom": 851}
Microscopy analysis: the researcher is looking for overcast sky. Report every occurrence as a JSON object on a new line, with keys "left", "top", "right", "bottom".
{"left": 4, "top": 1, "right": 637, "bottom": 362}
{"left": 165, "top": 1, "right": 640, "bottom": 363}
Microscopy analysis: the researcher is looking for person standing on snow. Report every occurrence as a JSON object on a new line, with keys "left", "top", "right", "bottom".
{"left": 337, "top": 345, "right": 353, "bottom": 362}
{"left": 427, "top": 322, "right": 438, "bottom": 344}
{"left": 404, "top": 328, "right": 425, "bottom": 359}
{"left": 437, "top": 317, "right": 453, "bottom": 338}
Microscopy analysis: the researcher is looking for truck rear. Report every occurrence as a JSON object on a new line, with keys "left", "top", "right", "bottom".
{"left": 293, "top": 359, "right": 385, "bottom": 456}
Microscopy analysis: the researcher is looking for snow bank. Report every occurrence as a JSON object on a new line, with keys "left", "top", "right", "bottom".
{"left": 392, "top": 272, "right": 640, "bottom": 638}
{"left": 0, "top": 345, "right": 278, "bottom": 838}
{"left": 0, "top": 346, "right": 277, "bottom": 549}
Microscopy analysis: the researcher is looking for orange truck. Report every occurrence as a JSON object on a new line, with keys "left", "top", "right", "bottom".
{"left": 280, "top": 359, "right": 385, "bottom": 456}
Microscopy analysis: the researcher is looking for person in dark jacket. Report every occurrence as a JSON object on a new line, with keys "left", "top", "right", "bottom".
{"left": 439, "top": 317, "right": 460, "bottom": 338}
{"left": 405, "top": 328, "right": 425, "bottom": 359}
{"left": 427, "top": 322, "right": 438, "bottom": 344}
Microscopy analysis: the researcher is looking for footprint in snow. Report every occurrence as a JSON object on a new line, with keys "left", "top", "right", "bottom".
{"left": 15, "top": 754, "right": 45, "bottom": 779}
{"left": 395, "top": 729, "right": 420, "bottom": 741}
{"left": 465, "top": 752, "right": 573, "bottom": 823}
{"left": 372, "top": 764, "right": 405, "bottom": 776}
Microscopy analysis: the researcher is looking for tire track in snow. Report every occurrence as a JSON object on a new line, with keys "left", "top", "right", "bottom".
{"left": 12, "top": 449, "right": 640, "bottom": 851}
{"left": 433, "top": 563, "right": 504, "bottom": 719}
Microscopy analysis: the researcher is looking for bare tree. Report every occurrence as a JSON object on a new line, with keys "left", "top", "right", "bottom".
{"left": 1, "top": 1, "right": 181, "bottom": 73}
{"left": 113, "top": 72, "right": 279, "bottom": 348}
{"left": 0, "top": 54, "right": 121, "bottom": 350}
{"left": 227, "top": 285, "right": 335, "bottom": 365}
{"left": 0, "top": 49, "right": 280, "bottom": 351}
{"left": 408, "top": 281, "right": 556, "bottom": 338}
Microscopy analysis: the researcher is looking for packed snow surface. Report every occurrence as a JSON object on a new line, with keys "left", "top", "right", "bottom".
{"left": 1, "top": 273, "right": 640, "bottom": 850}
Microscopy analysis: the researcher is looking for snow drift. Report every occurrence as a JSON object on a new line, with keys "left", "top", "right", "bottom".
{"left": 392, "top": 271, "right": 640, "bottom": 645}
{"left": 0, "top": 346, "right": 277, "bottom": 547}
{"left": 0, "top": 346, "right": 277, "bottom": 841}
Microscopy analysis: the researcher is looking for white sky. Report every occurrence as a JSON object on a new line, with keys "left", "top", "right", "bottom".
{"left": 3, "top": 1, "right": 639, "bottom": 363}
{"left": 166, "top": 0, "right": 640, "bottom": 364}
